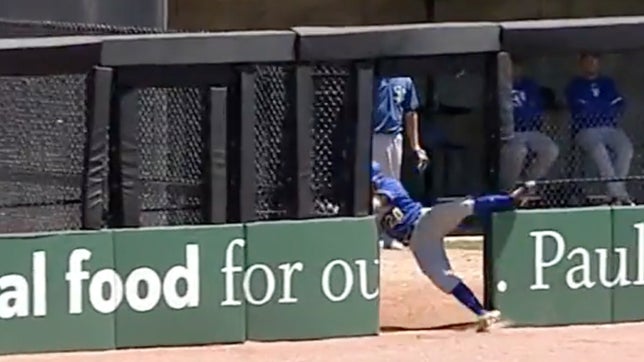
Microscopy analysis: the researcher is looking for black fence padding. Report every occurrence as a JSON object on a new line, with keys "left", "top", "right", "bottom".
{"left": 0, "top": 74, "right": 87, "bottom": 232}
{"left": 0, "top": 18, "right": 197, "bottom": 229}
{"left": 0, "top": 18, "right": 360, "bottom": 225}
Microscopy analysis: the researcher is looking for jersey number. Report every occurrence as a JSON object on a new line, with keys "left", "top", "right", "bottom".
{"left": 382, "top": 207, "right": 404, "bottom": 229}
{"left": 393, "top": 85, "right": 406, "bottom": 105}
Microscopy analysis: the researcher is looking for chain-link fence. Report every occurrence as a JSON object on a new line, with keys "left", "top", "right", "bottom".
{"left": 0, "top": 19, "right": 127, "bottom": 233}
{"left": 137, "top": 87, "right": 205, "bottom": 226}
{"left": 251, "top": 63, "right": 355, "bottom": 220}
{"left": 0, "top": 18, "right": 204, "bottom": 228}
{"left": 253, "top": 65, "right": 293, "bottom": 220}
{"left": 0, "top": 74, "right": 87, "bottom": 232}
{"left": 501, "top": 51, "right": 644, "bottom": 208}
{"left": 0, "top": 17, "right": 368, "bottom": 225}
{"left": 0, "top": 17, "right": 173, "bottom": 37}
{"left": 391, "top": 54, "right": 491, "bottom": 203}
{"left": 311, "top": 64, "right": 350, "bottom": 217}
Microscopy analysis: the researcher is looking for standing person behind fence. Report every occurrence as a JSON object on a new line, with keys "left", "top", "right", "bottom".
{"left": 565, "top": 52, "right": 635, "bottom": 205}
{"left": 500, "top": 59, "right": 559, "bottom": 191}
{"left": 372, "top": 77, "right": 429, "bottom": 250}
{"left": 372, "top": 77, "right": 429, "bottom": 179}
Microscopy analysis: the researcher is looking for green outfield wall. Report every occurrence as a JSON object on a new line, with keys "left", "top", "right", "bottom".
{"left": 0, "top": 217, "right": 378, "bottom": 355}
{"left": 490, "top": 206, "right": 644, "bottom": 326}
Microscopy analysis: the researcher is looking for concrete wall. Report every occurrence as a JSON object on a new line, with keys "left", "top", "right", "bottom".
{"left": 168, "top": 0, "right": 428, "bottom": 31}
{"left": 434, "top": 0, "right": 644, "bottom": 21}
{"left": 169, "top": 0, "right": 644, "bottom": 31}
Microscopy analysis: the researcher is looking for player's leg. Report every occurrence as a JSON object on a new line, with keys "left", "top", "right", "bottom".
{"left": 499, "top": 134, "right": 529, "bottom": 190}
{"left": 372, "top": 134, "right": 391, "bottom": 177}
{"left": 372, "top": 134, "right": 398, "bottom": 180}
{"left": 605, "top": 127, "right": 634, "bottom": 203}
{"left": 576, "top": 128, "right": 625, "bottom": 201}
{"left": 524, "top": 131, "right": 559, "bottom": 180}
{"left": 408, "top": 209, "right": 500, "bottom": 332}
{"left": 390, "top": 133, "right": 403, "bottom": 181}
{"left": 372, "top": 134, "right": 405, "bottom": 249}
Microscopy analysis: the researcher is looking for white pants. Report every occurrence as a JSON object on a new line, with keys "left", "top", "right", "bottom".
{"left": 372, "top": 133, "right": 403, "bottom": 180}
{"left": 500, "top": 131, "right": 559, "bottom": 190}
{"left": 409, "top": 199, "right": 474, "bottom": 293}
{"left": 575, "top": 127, "right": 633, "bottom": 200}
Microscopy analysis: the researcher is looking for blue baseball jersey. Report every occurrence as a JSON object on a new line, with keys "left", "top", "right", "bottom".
{"left": 373, "top": 77, "right": 419, "bottom": 135}
{"left": 373, "top": 176, "right": 422, "bottom": 241}
{"left": 512, "top": 77, "right": 545, "bottom": 132}
{"left": 565, "top": 76, "right": 625, "bottom": 132}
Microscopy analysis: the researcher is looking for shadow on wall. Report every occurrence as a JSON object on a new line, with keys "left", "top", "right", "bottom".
{"left": 434, "top": 0, "right": 644, "bottom": 21}
{"left": 168, "top": 0, "right": 430, "bottom": 31}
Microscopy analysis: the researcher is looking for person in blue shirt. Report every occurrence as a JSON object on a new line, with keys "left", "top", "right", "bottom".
{"left": 373, "top": 77, "right": 429, "bottom": 180}
{"left": 373, "top": 77, "right": 429, "bottom": 250}
{"left": 371, "top": 160, "right": 533, "bottom": 332}
{"left": 500, "top": 59, "right": 559, "bottom": 190}
{"left": 565, "top": 53, "right": 634, "bottom": 205}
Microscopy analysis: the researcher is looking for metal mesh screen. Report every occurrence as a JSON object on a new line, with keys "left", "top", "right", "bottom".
{"left": 0, "top": 74, "right": 87, "bottom": 232}
{"left": 417, "top": 55, "right": 489, "bottom": 200}
{"left": 251, "top": 63, "right": 357, "bottom": 220}
{"left": 253, "top": 65, "right": 292, "bottom": 220}
{"left": 0, "top": 18, "right": 209, "bottom": 227}
{"left": 0, "top": 17, "right": 175, "bottom": 38}
{"left": 501, "top": 51, "right": 644, "bottom": 208}
{"left": 137, "top": 88, "right": 205, "bottom": 226}
{"left": 311, "top": 64, "right": 349, "bottom": 217}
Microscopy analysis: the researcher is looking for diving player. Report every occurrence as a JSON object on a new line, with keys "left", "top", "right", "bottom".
{"left": 371, "top": 161, "right": 533, "bottom": 332}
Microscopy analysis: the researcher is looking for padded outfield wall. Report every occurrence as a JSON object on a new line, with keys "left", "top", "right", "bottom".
{"left": 0, "top": 217, "right": 378, "bottom": 355}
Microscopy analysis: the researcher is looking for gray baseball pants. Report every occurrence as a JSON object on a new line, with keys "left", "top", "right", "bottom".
{"left": 575, "top": 127, "right": 633, "bottom": 201}
{"left": 408, "top": 198, "right": 475, "bottom": 293}
{"left": 500, "top": 131, "right": 559, "bottom": 190}
{"left": 372, "top": 133, "right": 403, "bottom": 180}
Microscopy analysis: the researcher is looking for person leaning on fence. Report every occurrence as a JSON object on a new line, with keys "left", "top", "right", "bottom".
{"left": 500, "top": 58, "right": 559, "bottom": 191}
{"left": 564, "top": 52, "right": 635, "bottom": 205}
{"left": 372, "top": 77, "right": 429, "bottom": 250}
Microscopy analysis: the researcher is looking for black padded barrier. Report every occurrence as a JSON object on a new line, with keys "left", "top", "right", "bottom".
{"left": 100, "top": 31, "right": 296, "bottom": 66}
{"left": 294, "top": 23, "right": 500, "bottom": 61}
{"left": 203, "top": 87, "right": 228, "bottom": 224}
{"left": 294, "top": 24, "right": 502, "bottom": 208}
{"left": 0, "top": 37, "right": 103, "bottom": 233}
{"left": 501, "top": 17, "right": 644, "bottom": 54}
{"left": 0, "top": 20, "right": 507, "bottom": 230}
{"left": 81, "top": 66, "right": 113, "bottom": 229}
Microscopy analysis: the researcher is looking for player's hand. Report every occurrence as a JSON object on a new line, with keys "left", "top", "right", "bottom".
{"left": 414, "top": 148, "right": 429, "bottom": 172}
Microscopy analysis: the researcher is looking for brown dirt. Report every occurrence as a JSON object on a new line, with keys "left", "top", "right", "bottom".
{"left": 3, "top": 243, "right": 644, "bottom": 362}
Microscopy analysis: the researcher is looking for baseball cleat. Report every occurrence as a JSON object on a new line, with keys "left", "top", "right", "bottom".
{"left": 476, "top": 310, "right": 502, "bottom": 332}
{"left": 380, "top": 239, "right": 406, "bottom": 250}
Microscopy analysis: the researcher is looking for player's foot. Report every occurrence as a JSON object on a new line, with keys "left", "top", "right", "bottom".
{"left": 379, "top": 239, "right": 406, "bottom": 250}
{"left": 510, "top": 180, "right": 536, "bottom": 206}
{"left": 610, "top": 197, "right": 636, "bottom": 206}
{"left": 476, "top": 310, "right": 502, "bottom": 332}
